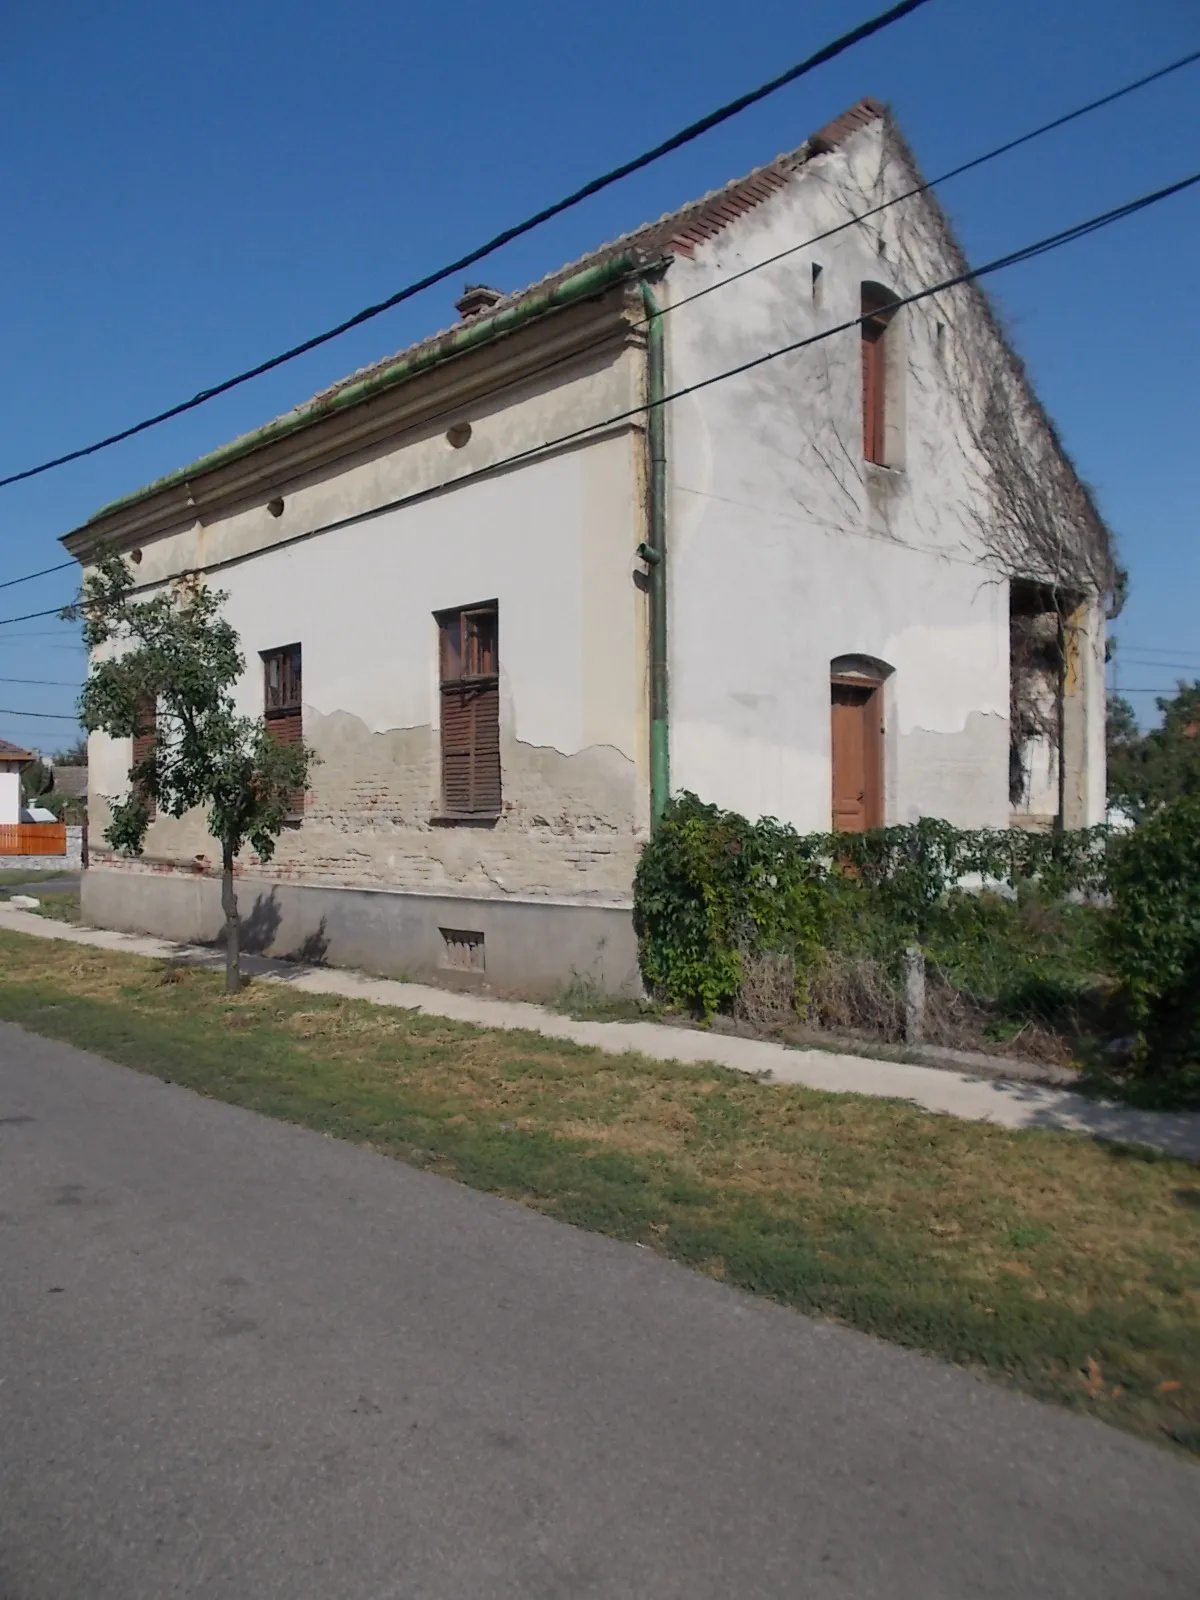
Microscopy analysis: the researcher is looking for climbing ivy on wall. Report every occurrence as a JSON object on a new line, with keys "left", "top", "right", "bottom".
{"left": 633, "top": 793, "right": 1108, "bottom": 1019}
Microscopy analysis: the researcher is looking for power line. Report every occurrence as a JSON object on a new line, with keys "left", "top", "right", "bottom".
{"left": 57, "top": 179, "right": 1200, "bottom": 733}
{"left": 0, "top": 638, "right": 84, "bottom": 648}
{"left": 0, "top": 560, "right": 74, "bottom": 592}
{"left": 1114, "top": 640, "right": 1200, "bottom": 652}
{"left": 0, "top": 707, "right": 81, "bottom": 722}
{"left": 1117, "top": 648, "right": 1200, "bottom": 661}
{"left": 0, "top": 604, "right": 75, "bottom": 628}
{"left": 2, "top": 45, "right": 1194, "bottom": 602}
{"left": 0, "top": 1, "right": 931, "bottom": 496}
{"left": 632, "top": 170, "right": 1200, "bottom": 412}
{"left": 629, "top": 46, "right": 1200, "bottom": 330}
{"left": 0, "top": 676, "right": 81, "bottom": 688}
{"left": 1115, "top": 660, "right": 1200, "bottom": 671}
{"left": 0, "top": 630, "right": 84, "bottom": 643}
{"left": 115, "top": 167, "right": 1199, "bottom": 597}
{"left": 554, "top": 174, "right": 1200, "bottom": 458}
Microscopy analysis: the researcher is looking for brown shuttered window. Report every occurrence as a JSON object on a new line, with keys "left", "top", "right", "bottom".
{"left": 262, "top": 644, "right": 304, "bottom": 819}
{"left": 132, "top": 695, "right": 157, "bottom": 819}
{"left": 861, "top": 283, "right": 897, "bottom": 466}
{"left": 437, "top": 604, "right": 501, "bottom": 817}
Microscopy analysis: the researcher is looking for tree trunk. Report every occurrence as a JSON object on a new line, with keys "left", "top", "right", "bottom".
{"left": 221, "top": 841, "right": 240, "bottom": 994}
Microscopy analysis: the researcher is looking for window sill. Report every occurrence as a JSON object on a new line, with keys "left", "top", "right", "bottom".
{"left": 429, "top": 813, "right": 502, "bottom": 828}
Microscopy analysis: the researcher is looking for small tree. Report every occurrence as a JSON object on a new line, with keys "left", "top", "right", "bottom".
{"left": 52, "top": 737, "right": 89, "bottom": 765}
{"left": 1108, "top": 793, "right": 1200, "bottom": 1105}
{"left": 1108, "top": 681, "right": 1200, "bottom": 821}
{"left": 20, "top": 758, "right": 53, "bottom": 805}
{"left": 70, "top": 553, "right": 315, "bottom": 993}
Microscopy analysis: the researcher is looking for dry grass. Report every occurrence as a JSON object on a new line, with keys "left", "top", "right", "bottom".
{"left": 792, "top": 950, "right": 1081, "bottom": 1068}
{"left": 806, "top": 949, "right": 907, "bottom": 1041}
{"left": 733, "top": 949, "right": 799, "bottom": 1030}
{"left": 0, "top": 928, "right": 1196, "bottom": 1456}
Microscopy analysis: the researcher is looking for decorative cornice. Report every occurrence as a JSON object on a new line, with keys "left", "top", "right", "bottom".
{"left": 64, "top": 255, "right": 648, "bottom": 559}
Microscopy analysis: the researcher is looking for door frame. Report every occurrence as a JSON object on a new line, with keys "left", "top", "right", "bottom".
{"left": 830, "top": 659, "right": 890, "bottom": 832}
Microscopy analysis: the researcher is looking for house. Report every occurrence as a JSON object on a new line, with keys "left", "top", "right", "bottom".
{"left": 0, "top": 739, "right": 34, "bottom": 825}
{"left": 51, "top": 765, "right": 89, "bottom": 805}
{"left": 63, "top": 99, "right": 1114, "bottom": 995}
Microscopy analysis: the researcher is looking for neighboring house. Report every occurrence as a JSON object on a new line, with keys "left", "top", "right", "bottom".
{"left": 63, "top": 99, "right": 1114, "bottom": 994}
{"left": 52, "top": 765, "right": 89, "bottom": 804}
{"left": 0, "top": 739, "right": 34, "bottom": 825}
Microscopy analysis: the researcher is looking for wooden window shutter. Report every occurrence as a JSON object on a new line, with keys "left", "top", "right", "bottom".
{"left": 861, "top": 284, "right": 896, "bottom": 467}
{"left": 131, "top": 696, "right": 157, "bottom": 819}
{"left": 862, "top": 323, "right": 884, "bottom": 464}
{"left": 438, "top": 605, "right": 501, "bottom": 816}
{"left": 262, "top": 644, "right": 304, "bottom": 819}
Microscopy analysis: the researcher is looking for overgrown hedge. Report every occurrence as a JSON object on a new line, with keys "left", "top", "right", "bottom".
{"left": 633, "top": 792, "right": 1200, "bottom": 1104}
{"left": 1107, "top": 794, "right": 1200, "bottom": 1101}
{"left": 633, "top": 793, "right": 1107, "bottom": 1018}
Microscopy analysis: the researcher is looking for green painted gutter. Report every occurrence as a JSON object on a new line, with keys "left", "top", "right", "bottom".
{"left": 89, "top": 253, "right": 638, "bottom": 524}
{"left": 640, "top": 279, "right": 669, "bottom": 832}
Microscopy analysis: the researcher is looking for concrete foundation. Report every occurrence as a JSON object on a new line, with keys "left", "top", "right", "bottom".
{"left": 80, "top": 868, "right": 641, "bottom": 999}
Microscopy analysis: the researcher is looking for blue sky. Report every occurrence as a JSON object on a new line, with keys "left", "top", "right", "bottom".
{"left": 0, "top": 0, "right": 1197, "bottom": 751}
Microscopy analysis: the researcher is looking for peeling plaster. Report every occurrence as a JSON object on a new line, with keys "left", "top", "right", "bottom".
{"left": 898, "top": 711, "right": 1010, "bottom": 828}
{"left": 94, "top": 705, "right": 644, "bottom": 901}
{"left": 84, "top": 409, "right": 650, "bottom": 902}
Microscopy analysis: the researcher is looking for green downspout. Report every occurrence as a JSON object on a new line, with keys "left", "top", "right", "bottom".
{"left": 640, "top": 280, "right": 669, "bottom": 832}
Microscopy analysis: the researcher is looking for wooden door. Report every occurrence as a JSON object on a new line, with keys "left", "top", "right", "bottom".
{"left": 831, "top": 681, "right": 883, "bottom": 832}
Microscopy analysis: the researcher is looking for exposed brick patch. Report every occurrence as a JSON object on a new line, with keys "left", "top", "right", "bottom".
{"left": 94, "top": 712, "right": 645, "bottom": 904}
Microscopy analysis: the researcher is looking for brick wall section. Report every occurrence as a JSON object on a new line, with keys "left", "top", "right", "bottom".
{"left": 93, "top": 714, "right": 642, "bottom": 904}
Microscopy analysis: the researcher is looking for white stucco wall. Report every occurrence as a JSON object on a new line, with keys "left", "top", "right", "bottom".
{"left": 662, "top": 123, "right": 1029, "bottom": 831}
{"left": 0, "top": 770, "right": 21, "bottom": 825}
{"left": 217, "top": 440, "right": 637, "bottom": 759}
{"left": 86, "top": 354, "right": 650, "bottom": 903}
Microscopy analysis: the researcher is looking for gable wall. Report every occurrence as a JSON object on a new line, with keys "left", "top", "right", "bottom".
{"left": 665, "top": 121, "right": 1016, "bottom": 830}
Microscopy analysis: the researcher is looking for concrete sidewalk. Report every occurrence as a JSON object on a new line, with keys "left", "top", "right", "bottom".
{"left": 2, "top": 902, "right": 1197, "bottom": 1161}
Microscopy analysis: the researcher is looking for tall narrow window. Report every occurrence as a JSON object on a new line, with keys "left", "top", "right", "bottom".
{"left": 861, "top": 283, "right": 899, "bottom": 466}
{"left": 437, "top": 603, "right": 501, "bottom": 817}
{"left": 262, "top": 644, "right": 304, "bottom": 819}
{"left": 132, "top": 695, "right": 157, "bottom": 819}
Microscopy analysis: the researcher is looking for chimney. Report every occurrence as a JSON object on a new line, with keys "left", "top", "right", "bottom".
{"left": 455, "top": 284, "right": 504, "bottom": 321}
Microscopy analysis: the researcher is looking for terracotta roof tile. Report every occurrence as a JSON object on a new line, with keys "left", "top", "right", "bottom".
{"left": 808, "top": 96, "right": 887, "bottom": 153}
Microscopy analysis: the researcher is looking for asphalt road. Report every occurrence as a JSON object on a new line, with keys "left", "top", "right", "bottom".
{"left": 0, "top": 876, "right": 79, "bottom": 898}
{"left": 0, "top": 1023, "right": 1195, "bottom": 1599}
